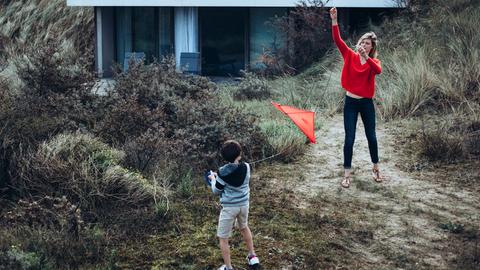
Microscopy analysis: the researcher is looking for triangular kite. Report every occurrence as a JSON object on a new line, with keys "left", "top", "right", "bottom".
{"left": 271, "top": 101, "right": 316, "bottom": 144}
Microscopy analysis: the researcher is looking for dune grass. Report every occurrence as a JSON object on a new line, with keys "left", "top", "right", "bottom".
{"left": 224, "top": 0, "right": 480, "bottom": 164}
{"left": 0, "top": 0, "right": 93, "bottom": 86}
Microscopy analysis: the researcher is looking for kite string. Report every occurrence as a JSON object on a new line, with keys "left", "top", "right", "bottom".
{"left": 249, "top": 147, "right": 290, "bottom": 165}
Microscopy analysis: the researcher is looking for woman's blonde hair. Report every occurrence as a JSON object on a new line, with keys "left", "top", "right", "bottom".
{"left": 356, "top": 32, "right": 378, "bottom": 58}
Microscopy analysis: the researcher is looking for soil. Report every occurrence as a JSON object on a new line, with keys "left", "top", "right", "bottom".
{"left": 262, "top": 115, "right": 480, "bottom": 269}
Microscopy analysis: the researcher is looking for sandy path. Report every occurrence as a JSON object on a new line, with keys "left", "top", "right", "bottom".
{"left": 291, "top": 115, "right": 480, "bottom": 269}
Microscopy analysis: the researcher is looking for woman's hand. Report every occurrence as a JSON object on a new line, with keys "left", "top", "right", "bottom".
{"left": 330, "top": 7, "right": 337, "bottom": 20}
{"left": 358, "top": 46, "right": 368, "bottom": 59}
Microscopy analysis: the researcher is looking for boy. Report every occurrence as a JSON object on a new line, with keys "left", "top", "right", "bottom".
{"left": 208, "top": 140, "right": 261, "bottom": 270}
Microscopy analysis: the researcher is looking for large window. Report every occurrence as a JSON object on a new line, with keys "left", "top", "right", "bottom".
{"left": 200, "top": 8, "right": 247, "bottom": 76}
{"left": 133, "top": 8, "right": 157, "bottom": 61}
{"left": 249, "top": 8, "right": 288, "bottom": 71}
{"left": 115, "top": 7, "right": 173, "bottom": 68}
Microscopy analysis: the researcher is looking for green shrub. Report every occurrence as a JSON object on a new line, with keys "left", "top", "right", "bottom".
{"left": 374, "top": 0, "right": 480, "bottom": 120}
{"left": 259, "top": 120, "right": 309, "bottom": 162}
{"left": 233, "top": 71, "right": 272, "bottom": 101}
{"left": 178, "top": 170, "right": 194, "bottom": 198}
{"left": 1, "top": 246, "right": 42, "bottom": 270}
{"left": 13, "top": 133, "right": 156, "bottom": 214}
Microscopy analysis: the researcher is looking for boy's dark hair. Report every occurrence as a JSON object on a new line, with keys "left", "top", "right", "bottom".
{"left": 221, "top": 140, "right": 242, "bottom": 163}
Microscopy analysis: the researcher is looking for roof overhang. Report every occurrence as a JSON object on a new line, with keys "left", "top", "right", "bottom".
{"left": 66, "top": 0, "right": 402, "bottom": 8}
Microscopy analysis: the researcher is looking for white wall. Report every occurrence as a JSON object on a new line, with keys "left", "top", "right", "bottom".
{"left": 67, "top": 0, "right": 402, "bottom": 7}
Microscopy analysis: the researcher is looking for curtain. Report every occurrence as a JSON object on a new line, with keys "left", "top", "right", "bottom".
{"left": 115, "top": 7, "right": 132, "bottom": 67}
{"left": 174, "top": 7, "right": 199, "bottom": 69}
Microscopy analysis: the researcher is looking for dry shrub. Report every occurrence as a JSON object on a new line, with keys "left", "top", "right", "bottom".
{"left": 233, "top": 71, "right": 272, "bottom": 101}
{"left": 414, "top": 114, "right": 480, "bottom": 162}
{"left": 1, "top": 38, "right": 94, "bottom": 147}
{"left": 13, "top": 133, "right": 155, "bottom": 214}
{"left": 0, "top": 225, "right": 109, "bottom": 269}
{"left": 2, "top": 196, "right": 83, "bottom": 235}
{"left": 465, "top": 120, "right": 480, "bottom": 157}
{"left": 418, "top": 127, "right": 465, "bottom": 162}
{"left": 0, "top": 196, "right": 109, "bottom": 269}
{"left": 96, "top": 58, "right": 271, "bottom": 174}
{"left": 0, "top": 39, "right": 95, "bottom": 197}
{"left": 122, "top": 128, "right": 177, "bottom": 175}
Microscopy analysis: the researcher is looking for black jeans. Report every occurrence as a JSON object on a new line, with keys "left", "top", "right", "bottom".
{"left": 343, "top": 95, "right": 379, "bottom": 169}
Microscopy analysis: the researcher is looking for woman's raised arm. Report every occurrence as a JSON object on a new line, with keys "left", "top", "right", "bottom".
{"left": 330, "top": 7, "right": 351, "bottom": 57}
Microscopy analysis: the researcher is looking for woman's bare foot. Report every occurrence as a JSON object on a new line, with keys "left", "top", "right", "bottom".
{"left": 372, "top": 167, "right": 385, "bottom": 182}
{"left": 342, "top": 169, "right": 352, "bottom": 188}
{"left": 341, "top": 175, "right": 351, "bottom": 188}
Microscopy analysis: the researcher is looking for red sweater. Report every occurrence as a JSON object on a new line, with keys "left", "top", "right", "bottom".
{"left": 332, "top": 25, "right": 382, "bottom": 98}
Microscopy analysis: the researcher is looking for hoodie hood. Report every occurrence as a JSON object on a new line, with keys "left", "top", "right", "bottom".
{"left": 218, "top": 162, "right": 247, "bottom": 187}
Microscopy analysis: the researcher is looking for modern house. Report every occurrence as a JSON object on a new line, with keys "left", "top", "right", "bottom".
{"left": 66, "top": 0, "right": 399, "bottom": 77}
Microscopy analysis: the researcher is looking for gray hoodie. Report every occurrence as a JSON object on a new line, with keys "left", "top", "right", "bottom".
{"left": 211, "top": 162, "right": 251, "bottom": 207}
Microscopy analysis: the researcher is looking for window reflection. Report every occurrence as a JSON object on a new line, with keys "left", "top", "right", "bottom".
{"left": 115, "top": 7, "right": 173, "bottom": 68}
{"left": 201, "top": 8, "right": 246, "bottom": 76}
{"left": 133, "top": 8, "right": 157, "bottom": 62}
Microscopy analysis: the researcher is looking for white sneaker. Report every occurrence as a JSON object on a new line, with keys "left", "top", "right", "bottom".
{"left": 247, "top": 254, "right": 260, "bottom": 265}
{"left": 217, "top": 265, "right": 233, "bottom": 270}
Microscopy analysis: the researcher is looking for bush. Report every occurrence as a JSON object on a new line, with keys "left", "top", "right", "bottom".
{"left": 0, "top": 39, "right": 95, "bottom": 196}
{"left": 12, "top": 133, "right": 156, "bottom": 214}
{"left": 2, "top": 196, "right": 83, "bottom": 235}
{"left": 411, "top": 114, "right": 480, "bottom": 162}
{"left": 96, "top": 58, "right": 271, "bottom": 174}
{"left": 233, "top": 71, "right": 272, "bottom": 101}
{"left": 11, "top": 40, "right": 95, "bottom": 145}
{"left": 0, "top": 196, "right": 109, "bottom": 269}
{"left": 0, "top": 226, "right": 109, "bottom": 269}
{"left": 418, "top": 126, "right": 465, "bottom": 162}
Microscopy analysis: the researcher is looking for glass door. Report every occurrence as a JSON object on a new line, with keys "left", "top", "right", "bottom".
{"left": 200, "top": 8, "right": 247, "bottom": 76}
{"left": 133, "top": 7, "right": 158, "bottom": 63}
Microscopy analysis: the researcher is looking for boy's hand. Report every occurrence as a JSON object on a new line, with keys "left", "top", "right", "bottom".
{"left": 207, "top": 171, "right": 217, "bottom": 181}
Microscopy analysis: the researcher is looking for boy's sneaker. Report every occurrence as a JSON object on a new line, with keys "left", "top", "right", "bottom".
{"left": 217, "top": 265, "right": 233, "bottom": 270}
{"left": 247, "top": 254, "right": 260, "bottom": 268}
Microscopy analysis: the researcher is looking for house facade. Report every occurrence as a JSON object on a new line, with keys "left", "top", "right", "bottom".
{"left": 66, "top": 0, "right": 399, "bottom": 77}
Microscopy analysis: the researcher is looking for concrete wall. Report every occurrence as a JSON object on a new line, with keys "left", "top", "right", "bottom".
{"left": 68, "top": 0, "right": 401, "bottom": 8}
{"left": 95, "top": 7, "right": 115, "bottom": 77}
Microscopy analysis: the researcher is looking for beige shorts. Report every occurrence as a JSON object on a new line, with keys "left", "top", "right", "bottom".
{"left": 217, "top": 205, "right": 249, "bottom": 238}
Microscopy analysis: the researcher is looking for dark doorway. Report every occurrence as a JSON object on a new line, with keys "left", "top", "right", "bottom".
{"left": 200, "top": 8, "right": 247, "bottom": 76}
{"left": 132, "top": 8, "right": 158, "bottom": 63}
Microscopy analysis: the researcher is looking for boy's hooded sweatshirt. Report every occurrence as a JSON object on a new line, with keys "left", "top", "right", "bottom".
{"left": 212, "top": 162, "right": 251, "bottom": 207}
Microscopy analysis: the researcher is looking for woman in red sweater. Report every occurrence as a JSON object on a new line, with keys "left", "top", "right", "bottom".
{"left": 330, "top": 7, "right": 384, "bottom": 188}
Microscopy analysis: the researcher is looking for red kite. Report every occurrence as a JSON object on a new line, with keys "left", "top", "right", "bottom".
{"left": 272, "top": 101, "right": 316, "bottom": 144}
